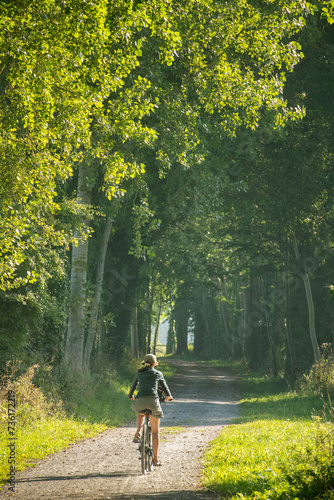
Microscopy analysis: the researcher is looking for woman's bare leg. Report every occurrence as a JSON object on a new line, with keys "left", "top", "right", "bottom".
{"left": 149, "top": 415, "right": 160, "bottom": 461}
{"left": 136, "top": 414, "right": 145, "bottom": 435}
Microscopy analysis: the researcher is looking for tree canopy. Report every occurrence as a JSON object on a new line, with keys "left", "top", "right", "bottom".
{"left": 1, "top": 0, "right": 333, "bottom": 381}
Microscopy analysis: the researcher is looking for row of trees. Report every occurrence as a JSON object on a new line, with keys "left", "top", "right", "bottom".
{"left": 0, "top": 0, "right": 333, "bottom": 381}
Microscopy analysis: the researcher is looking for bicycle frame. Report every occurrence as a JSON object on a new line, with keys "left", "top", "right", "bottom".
{"left": 139, "top": 410, "right": 153, "bottom": 475}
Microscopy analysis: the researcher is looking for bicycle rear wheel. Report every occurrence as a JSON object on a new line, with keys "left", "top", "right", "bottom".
{"left": 146, "top": 422, "right": 153, "bottom": 472}
{"left": 141, "top": 418, "right": 153, "bottom": 474}
{"left": 141, "top": 422, "right": 147, "bottom": 474}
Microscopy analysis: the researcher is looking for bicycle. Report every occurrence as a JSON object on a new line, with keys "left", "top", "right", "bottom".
{"left": 138, "top": 409, "right": 153, "bottom": 475}
{"left": 135, "top": 390, "right": 172, "bottom": 474}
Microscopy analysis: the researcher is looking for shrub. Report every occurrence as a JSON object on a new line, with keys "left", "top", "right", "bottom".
{"left": 302, "top": 344, "right": 334, "bottom": 396}
{"left": 0, "top": 361, "right": 62, "bottom": 428}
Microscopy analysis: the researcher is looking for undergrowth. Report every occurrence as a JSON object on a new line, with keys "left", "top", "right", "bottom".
{"left": 0, "top": 361, "right": 108, "bottom": 489}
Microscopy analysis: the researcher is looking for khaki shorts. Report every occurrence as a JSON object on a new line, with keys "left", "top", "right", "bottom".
{"left": 131, "top": 396, "right": 164, "bottom": 419}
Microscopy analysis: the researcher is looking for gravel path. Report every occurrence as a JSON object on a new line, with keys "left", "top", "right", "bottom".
{"left": 0, "top": 360, "right": 240, "bottom": 499}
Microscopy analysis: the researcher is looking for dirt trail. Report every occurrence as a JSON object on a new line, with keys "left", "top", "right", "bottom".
{"left": 0, "top": 360, "right": 240, "bottom": 499}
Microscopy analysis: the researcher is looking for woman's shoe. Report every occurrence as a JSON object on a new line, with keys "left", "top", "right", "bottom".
{"left": 133, "top": 432, "right": 140, "bottom": 443}
{"left": 152, "top": 458, "right": 162, "bottom": 466}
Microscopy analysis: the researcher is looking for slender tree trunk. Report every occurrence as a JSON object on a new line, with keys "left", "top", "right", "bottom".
{"left": 166, "top": 315, "right": 176, "bottom": 354}
{"left": 145, "top": 285, "right": 154, "bottom": 352}
{"left": 303, "top": 273, "right": 319, "bottom": 360}
{"left": 292, "top": 233, "right": 320, "bottom": 364}
{"left": 284, "top": 234, "right": 297, "bottom": 380}
{"left": 82, "top": 216, "right": 113, "bottom": 372}
{"left": 98, "top": 314, "right": 105, "bottom": 354}
{"left": 218, "top": 277, "right": 233, "bottom": 357}
{"left": 260, "top": 277, "right": 278, "bottom": 377}
{"left": 193, "top": 306, "right": 204, "bottom": 356}
{"left": 248, "top": 274, "right": 262, "bottom": 369}
{"left": 275, "top": 277, "right": 285, "bottom": 345}
{"left": 202, "top": 294, "right": 212, "bottom": 357}
{"left": 241, "top": 279, "right": 250, "bottom": 359}
{"left": 153, "top": 294, "right": 162, "bottom": 354}
{"left": 131, "top": 306, "right": 139, "bottom": 358}
{"left": 174, "top": 299, "right": 188, "bottom": 354}
{"left": 63, "top": 162, "right": 92, "bottom": 377}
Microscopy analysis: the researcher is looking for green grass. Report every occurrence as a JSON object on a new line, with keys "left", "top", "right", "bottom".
{"left": 0, "top": 416, "right": 106, "bottom": 482}
{"left": 65, "top": 375, "right": 135, "bottom": 426}
{"left": 202, "top": 368, "right": 334, "bottom": 500}
{"left": 237, "top": 374, "right": 326, "bottom": 422}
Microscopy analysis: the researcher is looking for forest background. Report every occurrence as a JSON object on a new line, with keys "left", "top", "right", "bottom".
{"left": 0, "top": 0, "right": 334, "bottom": 393}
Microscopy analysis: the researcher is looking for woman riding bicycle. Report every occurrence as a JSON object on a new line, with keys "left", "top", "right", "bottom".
{"left": 128, "top": 353, "right": 173, "bottom": 466}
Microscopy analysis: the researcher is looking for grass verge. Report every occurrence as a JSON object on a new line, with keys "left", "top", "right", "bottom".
{"left": 202, "top": 368, "right": 334, "bottom": 499}
{"left": 0, "top": 416, "right": 106, "bottom": 483}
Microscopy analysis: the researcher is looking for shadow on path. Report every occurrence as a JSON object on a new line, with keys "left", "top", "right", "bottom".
{"left": 100, "top": 491, "right": 219, "bottom": 500}
{"left": 15, "top": 471, "right": 138, "bottom": 484}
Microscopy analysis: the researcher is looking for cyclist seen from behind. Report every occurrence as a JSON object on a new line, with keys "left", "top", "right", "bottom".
{"left": 128, "top": 353, "right": 173, "bottom": 466}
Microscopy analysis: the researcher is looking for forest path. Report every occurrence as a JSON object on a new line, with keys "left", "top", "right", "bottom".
{"left": 0, "top": 359, "right": 240, "bottom": 499}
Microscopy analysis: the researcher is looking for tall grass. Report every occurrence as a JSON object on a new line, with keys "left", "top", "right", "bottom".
{"left": 202, "top": 364, "right": 334, "bottom": 500}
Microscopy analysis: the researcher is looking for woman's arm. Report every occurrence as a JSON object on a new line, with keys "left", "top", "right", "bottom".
{"left": 128, "top": 376, "right": 139, "bottom": 399}
{"left": 159, "top": 378, "right": 173, "bottom": 399}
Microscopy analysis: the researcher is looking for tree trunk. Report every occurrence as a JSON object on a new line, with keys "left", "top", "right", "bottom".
{"left": 274, "top": 277, "right": 286, "bottom": 346}
{"left": 145, "top": 285, "right": 154, "bottom": 352}
{"left": 174, "top": 299, "right": 188, "bottom": 354}
{"left": 202, "top": 294, "right": 212, "bottom": 358}
{"left": 240, "top": 279, "right": 250, "bottom": 359}
{"left": 260, "top": 277, "right": 278, "bottom": 377}
{"left": 82, "top": 216, "right": 113, "bottom": 372}
{"left": 247, "top": 274, "right": 263, "bottom": 369}
{"left": 292, "top": 233, "right": 320, "bottom": 364}
{"left": 98, "top": 314, "right": 105, "bottom": 354}
{"left": 284, "top": 235, "right": 297, "bottom": 381}
{"left": 166, "top": 315, "right": 176, "bottom": 354}
{"left": 218, "top": 277, "right": 233, "bottom": 357}
{"left": 63, "top": 162, "right": 92, "bottom": 377}
{"left": 193, "top": 306, "right": 204, "bottom": 356}
{"left": 131, "top": 306, "right": 139, "bottom": 358}
{"left": 153, "top": 294, "right": 162, "bottom": 354}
